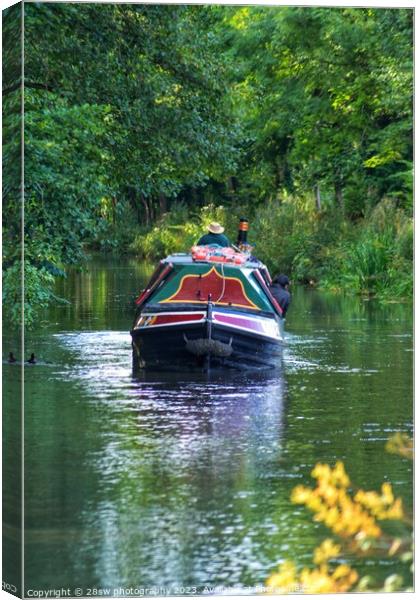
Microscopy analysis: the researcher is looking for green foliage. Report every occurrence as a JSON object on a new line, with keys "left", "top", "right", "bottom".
{"left": 130, "top": 203, "right": 241, "bottom": 258}
{"left": 2, "top": 4, "right": 413, "bottom": 325}
{"left": 322, "top": 199, "right": 413, "bottom": 297}
{"left": 251, "top": 195, "right": 346, "bottom": 279}
{"left": 268, "top": 452, "right": 412, "bottom": 593}
{"left": 3, "top": 3, "right": 239, "bottom": 327}
{"left": 249, "top": 197, "right": 412, "bottom": 299}
{"left": 222, "top": 6, "right": 413, "bottom": 212}
{"left": 24, "top": 91, "right": 113, "bottom": 262}
{"left": 94, "top": 201, "right": 140, "bottom": 253}
{"left": 24, "top": 2, "right": 238, "bottom": 208}
{"left": 2, "top": 261, "right": 56, "bottom": 329}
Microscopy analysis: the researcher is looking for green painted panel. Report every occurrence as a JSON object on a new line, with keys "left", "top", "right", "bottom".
{"left": 151, "top": 263, "right": 273, "bottom": 311}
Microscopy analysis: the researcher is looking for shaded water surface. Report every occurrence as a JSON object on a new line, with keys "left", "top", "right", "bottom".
{"left": 3, "top": 257, "right": 413, "bottom": 593}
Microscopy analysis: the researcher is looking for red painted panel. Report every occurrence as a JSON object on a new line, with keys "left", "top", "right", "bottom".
{"left": 162, "top": 267, "right": 258, "bottom": 309}
{"left": 252, "top": 269, "right": 283, "bottom": 316}
{"left": 152, "top": 313, "right": 204, "bottom": 326}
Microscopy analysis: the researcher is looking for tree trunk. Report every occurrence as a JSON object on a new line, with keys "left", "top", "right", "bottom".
{"left": 227, "top": 176, "right": 237, "bottom": 193}
{"left": 334, "top": 181, "right": 344, "bottom": 211}
{"left": 149, "top": 197, "right": 156, "bottom": 222}
{"left": 314, "top": 184, "right": 322, "bottom": 211}
{"left": 141, "top": 195, "right": 150, "bottom": 226}
{"left": 128, "top": 188, "right": 143, "bottom": 225}
{"left": 112, "top": 196, "right": 117, "bottom": 225}
{"left": 159, "top": 193, "right": 167, "bottom": 215}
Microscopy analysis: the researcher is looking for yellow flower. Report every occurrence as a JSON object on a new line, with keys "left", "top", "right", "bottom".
{"left": 311, "top": 463, "right": 332, "bottom": 482}
{"left": 319, "top": 482, "right": 340, "bottom": 506}
{"left": 313, "top": 539, "right": 341, "bottom": 565}
{"left": 386, "top": 498, "right": 403, "bottom": 520}
{"left": 299, "top": 561, "right": 358, "bottom": 594}
{"left": 332, "top": 564, "right": 351, "bottom": 579}
{"left": 354, "top": 490, "right": 383, "bottom": 513}
{"left": 381, "top": 482, "right": 394, "bottom": 505}
{"left": 324, "top": 506, "right": 340, "bottom": 528}
{"left": 362, "top": 520, "right": 382, "bottom": 538}
{"left": 291, "top": 485, "right": 312, "bottom": 505}
{"left": 266, "top": 560, "right": 297, "bottom": 594}
{"left": 306, "top": 494, "right": 324, "bottom": 513}
{"left": 332, "top": 461, "right": 350, "bottom": 488}
{"left": 332, "top": 564, "right": 359, "bottom": 591}
{"left": 385, "top": 432, "right": 413, "bottom": 460}
{"left": 300, "top": 567, "right": 336, "bottom": 594}
{"left": 272, "top": 459, "right": 409, "bottom": 595}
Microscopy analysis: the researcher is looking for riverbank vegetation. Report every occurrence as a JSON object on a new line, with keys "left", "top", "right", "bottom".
{"left": 266, "top": 435, "right": 413, "bottom": 593}
{"left": 2, "top": 4, "right": 413, "bottom": 326}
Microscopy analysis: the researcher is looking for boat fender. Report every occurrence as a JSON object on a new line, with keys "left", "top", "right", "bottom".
{"left": 183, "top": 334, "right": 233, "bottom": 357}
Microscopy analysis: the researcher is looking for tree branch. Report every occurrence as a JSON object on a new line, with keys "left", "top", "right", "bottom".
{"left": 2, "top": 80, "right": 54, "bottom": 96}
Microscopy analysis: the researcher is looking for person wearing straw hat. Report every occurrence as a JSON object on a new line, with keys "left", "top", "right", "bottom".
{"left": 197, "top": 222, "right": 231, "bottom": 247}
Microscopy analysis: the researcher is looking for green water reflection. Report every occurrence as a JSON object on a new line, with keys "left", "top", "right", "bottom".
{"left": 2, "top": 256, "right": 413, "bottom": 593}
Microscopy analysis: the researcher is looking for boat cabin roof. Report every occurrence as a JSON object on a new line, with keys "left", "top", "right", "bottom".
{"left": 163, "top": 252, "right": 265, "bottom": 270}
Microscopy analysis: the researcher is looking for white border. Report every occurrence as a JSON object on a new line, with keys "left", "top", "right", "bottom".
{"left": 0, "top": 2, "right": 415, "bottom": 600}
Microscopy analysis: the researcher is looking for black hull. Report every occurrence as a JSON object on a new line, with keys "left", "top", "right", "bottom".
{"left": 131, "top": 321, "right": 282, "bottom": 371}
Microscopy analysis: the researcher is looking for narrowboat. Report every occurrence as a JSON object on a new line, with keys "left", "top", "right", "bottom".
{"left": 131, "top": 239, "right": 286, "bottom": 372}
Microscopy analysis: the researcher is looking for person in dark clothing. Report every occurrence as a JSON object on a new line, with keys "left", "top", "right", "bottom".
{"left": 196, "top": 222, "right": 231, "bottom": 247}
{"left": 270, "top": 274, "right": 291, "bottom": 316}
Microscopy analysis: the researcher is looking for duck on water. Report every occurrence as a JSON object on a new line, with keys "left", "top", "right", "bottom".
{"left": 130, "top": 219, "right": 290, "bottom": 371}
{"left": 6, "top": 352, "right": 37, "bottom": 364}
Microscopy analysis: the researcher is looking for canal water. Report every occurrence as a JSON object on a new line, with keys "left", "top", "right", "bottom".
{"left": 3, "top": 256, "right": 413, "bottom": 594}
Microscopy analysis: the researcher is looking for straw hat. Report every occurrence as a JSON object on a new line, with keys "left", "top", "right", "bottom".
{"left": 208, "top": 222, "right": 225, "bottom": 234}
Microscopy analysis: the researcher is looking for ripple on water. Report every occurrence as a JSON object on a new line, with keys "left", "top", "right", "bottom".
{"left": 10, "top": 264, "right": 412, "bottom": 592}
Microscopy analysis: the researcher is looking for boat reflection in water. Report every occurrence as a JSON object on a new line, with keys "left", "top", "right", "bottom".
{"left": 131, "top": 367, "right": 287, "bottom": 454}
{"left": 50, "top": 330, "right": 288, "bottom": 588}
{"left": 99, "top": 368, "right": 289, "bottom": 588}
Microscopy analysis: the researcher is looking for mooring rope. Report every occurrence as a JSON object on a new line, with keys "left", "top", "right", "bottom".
{"left": 215, "top": 262, "right": 226, "bottom": 304}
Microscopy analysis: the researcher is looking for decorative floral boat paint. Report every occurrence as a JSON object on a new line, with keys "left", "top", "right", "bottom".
{"left": 130, "top": 247, "right": 285, "bottom": 371}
